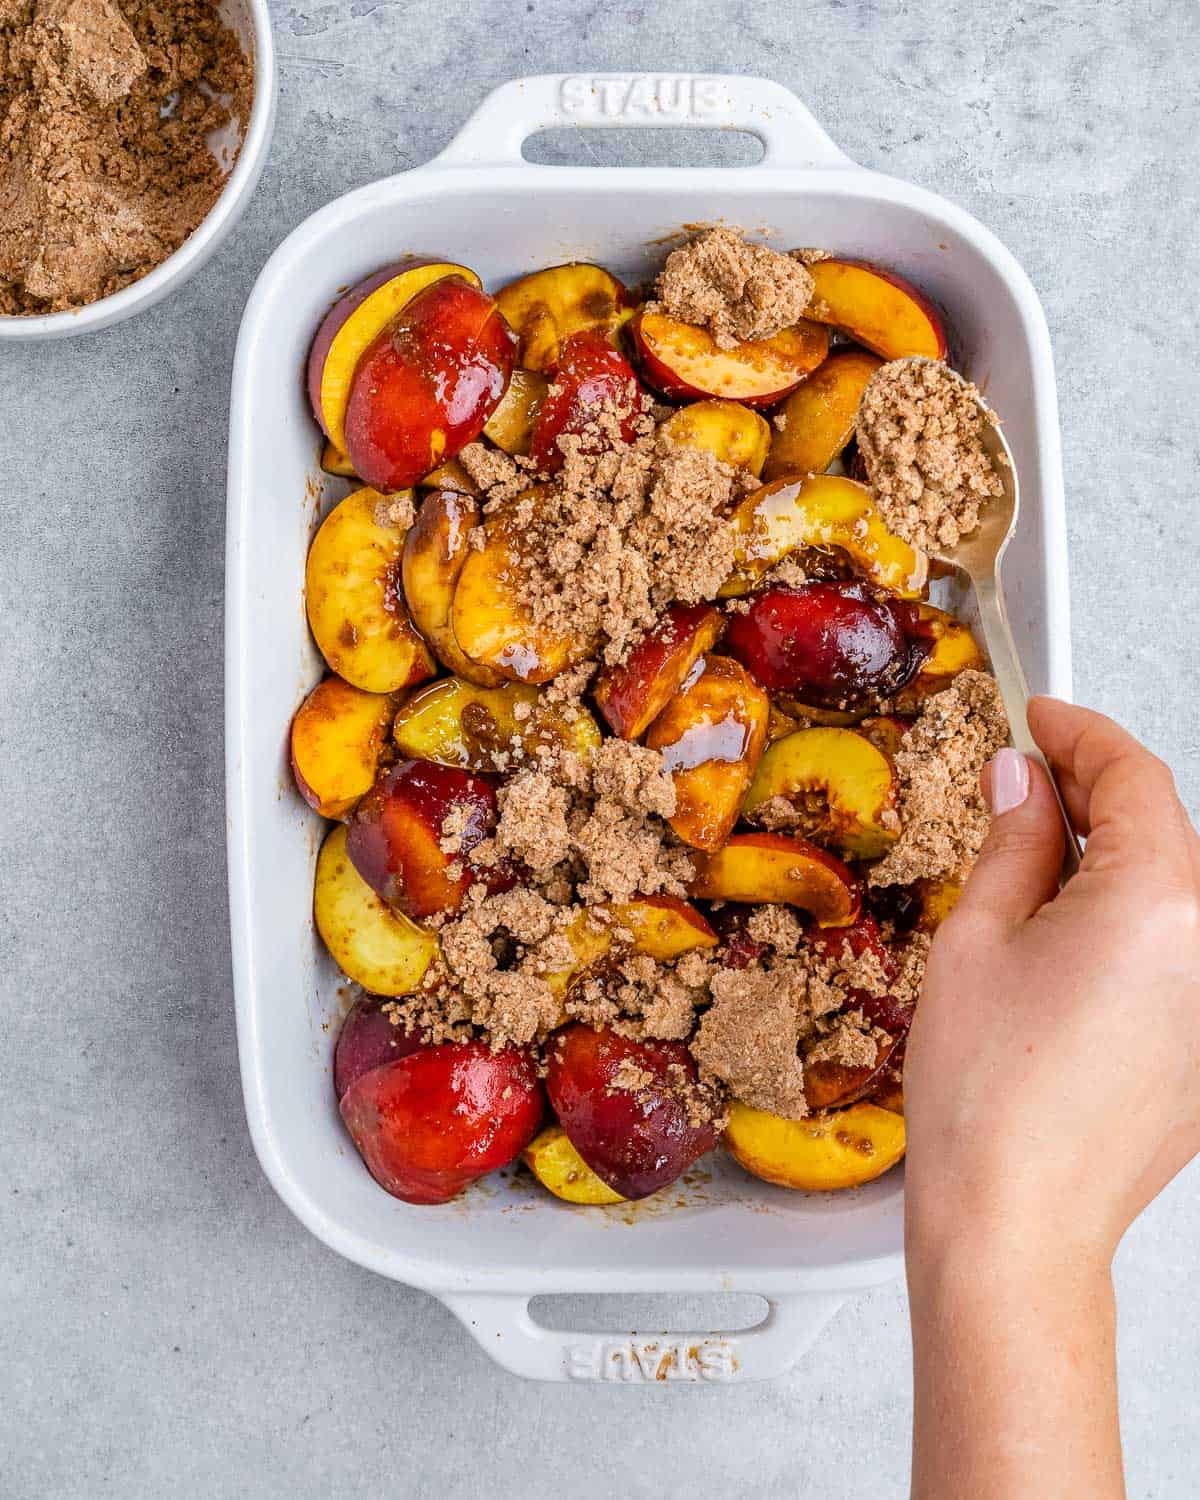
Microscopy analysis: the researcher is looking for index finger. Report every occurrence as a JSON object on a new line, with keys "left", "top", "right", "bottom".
{"left": 1027, "top": 697, "right": 1197, "bottom": 879}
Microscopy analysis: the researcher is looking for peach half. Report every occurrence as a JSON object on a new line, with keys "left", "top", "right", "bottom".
{"left": 308, "top": 260, "right": 480, "bottom": 454}
{"left": 805, "top": 259, "right": 948, "bottom": 362}
{"left": 400, "top": 489, "right": 505, "bottom": 686}
{"left": 314, "top": 825, "right": 439, "bottom": 995}
{"left": 762, "top": 349, "right": 883, "bottom": 480}
{"left": 660, "top": 399, "right": 771, "bottom": 477}
{"left": 743, "top": 727, "right": 899, "bottom": 860}
{"left": 522, "top": 1124, "right": 626, "bottom": 1205}
{"left": 290, "top": 675, "right": 399, "bottom": 821}
{"left": 632, "top": 308, "right": 829, "bottom": 407}
{"left": 305, "top": 488, "right": 436, "bottom": 694}
{"left": 392, "top": 677, "right": 601, "bottom": 772}
{"left": 644, "top": 656, "right": 770, "bottom": 852}
{"left": 687, "top": 832, "right": 860, "bottom": 928}
{"left": 724, "top": 1100, "right": 905, "bottom": 1191}
{"left": 721, "top": 474, "right": 928, "bottom": 600}
{"left": 495, "top": 263, "right": 629, "bottom": 372}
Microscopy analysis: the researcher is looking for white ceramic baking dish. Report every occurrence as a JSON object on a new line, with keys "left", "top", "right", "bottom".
{"left": 226, "top": 73, "right": 1070, "bottom": 1382}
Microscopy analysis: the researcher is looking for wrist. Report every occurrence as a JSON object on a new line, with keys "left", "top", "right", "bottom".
{"left": 906, "top": 1198, "right": 1115, "bottom": 1305}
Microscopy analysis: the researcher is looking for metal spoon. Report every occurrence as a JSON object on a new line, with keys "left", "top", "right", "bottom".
{"left": 931, "top": 375, "right": 1082, "bottom": 878}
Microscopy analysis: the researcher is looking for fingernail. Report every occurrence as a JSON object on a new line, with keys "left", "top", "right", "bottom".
{"left": 986, "top": 748, "right": 1030, "bottom": 815}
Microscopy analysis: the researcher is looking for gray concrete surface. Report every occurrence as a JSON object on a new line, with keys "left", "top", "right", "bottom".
{"left": 3, "top": 1, "right": 1199, "bottom": 1495}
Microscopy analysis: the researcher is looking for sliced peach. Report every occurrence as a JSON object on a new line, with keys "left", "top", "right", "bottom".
{"left": 344, "top": 277, "right": 517, "bottom": 491}
{"left": 593, "top": 603, "right": 725, "bottom": 741}
{"left": 660, "top": 399, "right": 770, "bottom": 476}
{"left": 632, "top": 308, "right": 829, "bottom": 407}
{"left": 320, "top": 441, "right": 358, "bottom": 478}
{"left": 346, "top": 758, "right": 516, "bottom": 920}
{"left": 644, "top": 656, "right": 769, "bottom": 851}
{"left": 762, "top": 350, "right": 883, "bottom": 480}
{"left": 341, "top": 1041, "right": 543, "bottom": 1204}
{"left": 313, "top": 825, "right": 439, "bottom": 995}
{"left": 417, "top": 457, "right": 478, "bottom": 493}
{"left": 744, "top": 727, "right": 898, "bottom": 860}
{"left": 522, "top": 1123, "right": 626, "bottom": 1205}
{"left": 528, "top": 330, "right": 641, "bottom": 473}
{"left": 334, "top": 998, "right": 423, "bottom": 1100}
{"left": 857, "top": 714, "right": 911, "bottom": 761}
{"left": 305, "top": 487, "right": 436, "bottom": 694}
{"left": 768, "top": 702, "right": 799, "bottom": 743}
{"left": 608, "top": 895, "right": 717, "bottom": 961}
{"left": 308, "top": 260, "right": 480, "bottom": 454}
{"left": 917, "top": 877, "right": 963, "bottom": 932}
{"left": 546, "top": 1025, "right": 718, "bottom": 1199}
{"left": 724, "top": 582, "right": 919, "bottom": 708}
{"left": 721, "top": 474, "right": 928, "bottom": 599}
{"left": 400, "top": 489, "right": 504, "bottom": 687}
{"left": 687, "top": 832, "right": 860, "bottom": 928}
{"left": 871, "top": 1068, "right": 905, "bottom": 1116}
{"left": 892, "top": 603, "right": 985, "bottom": 712}
{"left": 392, "top": 677, "right": 601, "bottom": 772}
{"left": 806, "top": 259, "right": 947, "bottom": 362}
{"left": 483, "top": 367, "right": 549, "bottom": 456}
{"left": 724, "top": 1100, "right": 905, "bottom": 1191}
{"left": 542, "top": 897, "right": 716, "bottom": 1014}
{"left": 804, "top": 1040, "right": 897, "bottom": 1112}
{"left": 495, "top": 263, "right": 629, "bottom": 372}
{"left": 451, "top": 497, "right": 599, "bottom": 683}
{"left": 543, "top": 908, "right": 617, "bottom": 1003}
{"left": 290, "top": 676, "right": 398, "bottom": 820}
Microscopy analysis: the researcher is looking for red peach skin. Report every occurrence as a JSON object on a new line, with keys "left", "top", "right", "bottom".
{"left": 344, "top": 277, "right": 516, "bottom": 491}
{"left": 340, "top": 1042, "right": 544, "bottom": 1204}
{"left": 545, "top": 1025, "right": 717, "bottom": 1199}
{"left": 333, "top": 998, "right": 423, "bottom": 1100}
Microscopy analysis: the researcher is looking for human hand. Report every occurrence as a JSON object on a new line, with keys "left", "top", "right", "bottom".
{"left": 905, "top": 696, "right": 1200, "bottom": 1264}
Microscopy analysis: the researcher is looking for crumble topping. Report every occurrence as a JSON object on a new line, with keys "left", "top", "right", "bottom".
{"left": 856, "top": 357, "right": 1005, "bottom": 552}
{"left": 870, "top": 669, "right": 1009, "bottom": 887}
{"left": 651, "top": 226, "right": 815, "bottom": 349}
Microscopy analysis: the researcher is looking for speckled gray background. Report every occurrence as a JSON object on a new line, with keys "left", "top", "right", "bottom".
{"left": 3, "top": 1, "right": 1199, "bottom": 1495}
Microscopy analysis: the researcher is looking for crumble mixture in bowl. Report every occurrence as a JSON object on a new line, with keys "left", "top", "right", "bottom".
{"left": 0, "top": 0, "right": 269, "bottom": 333}
{"left": 290, "top": 227, "right": 1010, "bottom": 1210}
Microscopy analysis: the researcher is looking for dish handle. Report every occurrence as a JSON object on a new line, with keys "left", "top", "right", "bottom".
{"left": 429, "top": 73, "right": 855, "bottom": 172}
{"left": 440, "top": 1289, "right": 847, "bottom": 1383}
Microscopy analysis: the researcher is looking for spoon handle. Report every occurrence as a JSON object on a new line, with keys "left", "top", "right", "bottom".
{"left": 970, "top": 571, "right": 1083, "bottom": 880}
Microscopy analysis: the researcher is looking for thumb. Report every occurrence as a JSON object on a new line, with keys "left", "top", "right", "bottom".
{"left": 956, "top": 748, "right": 1066, "bottom": 926}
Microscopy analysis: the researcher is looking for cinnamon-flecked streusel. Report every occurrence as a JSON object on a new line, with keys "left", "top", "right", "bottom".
{"left": 652, "top": 226, "right": 815, "bottom": 350}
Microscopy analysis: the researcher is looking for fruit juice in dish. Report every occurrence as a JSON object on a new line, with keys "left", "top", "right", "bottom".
{"left": 294, "top": 227, "right": 1010, "bottom": 1210}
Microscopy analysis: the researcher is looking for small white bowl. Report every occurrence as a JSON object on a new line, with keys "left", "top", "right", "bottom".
{"left": 0, "top": 0, "right": 275, "bottom": 342}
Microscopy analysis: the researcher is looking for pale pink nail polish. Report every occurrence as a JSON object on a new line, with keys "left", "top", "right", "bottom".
{"left": 986, "top": 748, "right": 1030, "bottom": 815}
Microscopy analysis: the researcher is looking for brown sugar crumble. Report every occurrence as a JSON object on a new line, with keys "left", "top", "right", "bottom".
{"left": 651, "top": 226, "right": 815, "bottom": 349}
{"left": 870, "top": 669, "right": 1009, "bottom": 887}
{"left": 0, "top": 0, "right": 252, "bottom": 315}
{"left": 856, "top": 358, "right": 1004, "bottom": 552}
